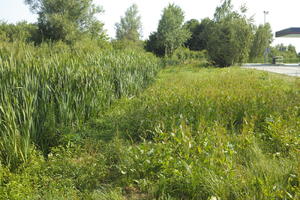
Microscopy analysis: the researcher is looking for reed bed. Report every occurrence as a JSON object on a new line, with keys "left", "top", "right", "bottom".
{"left": 0, "top": 42, "right": 160, "bottom": 168}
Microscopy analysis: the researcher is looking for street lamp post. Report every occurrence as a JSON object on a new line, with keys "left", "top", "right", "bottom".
{"left": 264, "top": 11, "right": 269, "bottom": 25}
{"left": 264, "top": 11, "right": 269, "bottom": 63}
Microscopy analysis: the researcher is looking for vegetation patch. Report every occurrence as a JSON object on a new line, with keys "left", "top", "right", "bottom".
{"left": 0, "top": 42, "right": 161, "bottom": 169}
{"left": 94, "top": 66, "right": 300, "bottom": 199}
{"left": 1, "top": 65, "right": 297, "bottom": 199}
{"left": 1, "top": 0, "right": 300, "bottom": 199}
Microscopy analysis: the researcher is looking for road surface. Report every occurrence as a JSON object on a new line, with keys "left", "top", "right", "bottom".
{"left": 242, "top": 64, "right": 300, "bottom": 77}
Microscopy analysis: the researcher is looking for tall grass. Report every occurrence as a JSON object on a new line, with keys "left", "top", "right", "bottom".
{"left": 0, "top": 62, "right": 299, "bottom": 199}
{"left": 0, "top": 41, "right": 161, "bottom": 169}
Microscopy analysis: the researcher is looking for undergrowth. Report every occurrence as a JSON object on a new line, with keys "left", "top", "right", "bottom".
{"left": 0, "top": 63, "right": 299, "bottom": 199}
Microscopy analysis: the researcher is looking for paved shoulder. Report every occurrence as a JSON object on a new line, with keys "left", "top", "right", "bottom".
{"left": 242, "top": 64, "right": 300, "bottom": 77}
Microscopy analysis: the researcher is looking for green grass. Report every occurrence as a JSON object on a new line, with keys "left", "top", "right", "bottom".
{"left": 0, "top": 52, "right": 299, "bottom": 199}
{"left": 91, "top": 65, "right": 300, "bottom": 199}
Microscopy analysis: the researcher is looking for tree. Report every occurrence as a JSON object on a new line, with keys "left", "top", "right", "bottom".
{"left": 207, "top": 0, "right": 253, "bottom": 67}
{"left": 145, "top": 32, "right": 165, "bottom": 56}
{"left": 115, "top": 4, "right": 142, "bottom": 42}
{"left": 0, "top": 21, "right": 38, "bottom": 42}
{"left": 287, "top": 44, "right": 297, "bottom": 54}
{"left": 249, "top": 23, "right": 273, "bottom": 61}
{"left": 213, "top": 0, "right": 233, "bottom": 22}
{"left": 184, "top": 18, "right": 212, "bottom": 51}
{"left": 271, "top": 44, "right": 298, "bottom": 62}
{"left": 147, "top": 4, "right": 190, "bottom": 56}
{"left": 24, "top": 0, "right": 105, "bottom": 43}
{"left": 184, "top": 19, "right": 200, "bottom": 35}
{"left": 184, "top": 19, "right": 200, "bottom": 50}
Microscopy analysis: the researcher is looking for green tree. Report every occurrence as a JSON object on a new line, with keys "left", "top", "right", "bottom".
{"left": 207, "top": 0, "right": 253, "bottom": 67}
{"left": 270, "top": 44, "right": 299, "bottom": 62}
{"left": 183, "top": 19, "right": 200, "bottom": 50}
{"left": 149, "top": 4, "right": 190, "bottom": 56}
{"left": 24, "top": 0, "right": 105, "bottom": 43}
{"left": 145, "top": 32, "right": 165, "bottom": 56}
{"left": 287, "top": 44, "right": 297, "bottom": 54}
{"left": 115, "top": 4, "right": 142, "bottom": 42}
{"left": 184, "top": 18, "right": 212, "bottom": 51}
{"left": 0, "top": 21, "right": 38, "bottom": 42}
{"left": 184, "top": 19, "right": 199, "bottom": 35}
{"left": 214, "top": 0, "right": 233, "bottom": 22}
{"left": 249, "top": 23, "right": 273, "bottom": 62}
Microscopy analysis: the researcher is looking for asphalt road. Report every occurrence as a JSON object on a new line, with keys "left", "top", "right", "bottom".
{"left": 242, "top": 64, "right": 300, "bottom": 77}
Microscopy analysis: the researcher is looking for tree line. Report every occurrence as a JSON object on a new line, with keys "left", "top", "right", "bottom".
{"left": 0, "top": 0, "right": 298, "bottom": 66}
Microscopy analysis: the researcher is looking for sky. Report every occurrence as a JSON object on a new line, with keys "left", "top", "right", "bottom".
{"left": 1, "top": 0, "right": 300, "bottom": 52}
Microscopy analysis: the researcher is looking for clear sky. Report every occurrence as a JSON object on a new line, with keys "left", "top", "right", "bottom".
{"left": 1, "top": 0, "right": 300, "bottom": 52}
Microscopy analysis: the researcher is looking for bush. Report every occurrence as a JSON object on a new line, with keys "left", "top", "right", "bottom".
{"left": 161, "top": 47, "right": 209, "bottom": 67}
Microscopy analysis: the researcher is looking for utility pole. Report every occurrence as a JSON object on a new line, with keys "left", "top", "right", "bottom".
{"left": 263, "top": 11, "right": 269, "bottom": 25}
{"left": 264, "top": 11, "right": 269, "bottom": 63}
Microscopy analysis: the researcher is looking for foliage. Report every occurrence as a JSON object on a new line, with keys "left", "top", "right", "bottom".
{"left": 103, "top": 66, "right": 300, "bottom": 141}
{"left": 111, "top": 39, "right": 144, "bottom": 51}
{"left": 270, "top": 44, "right": 300, "bottom": 63}
{"left": 213, "top": 0, "right": 234, "bottom": 22}
{"left": 0, "top": 41, "right": 160, "bottom": 169}
{"left": 184, "top": 18, "right": 211, "bottom": 51}
{"left": 249, "top": 23, "right": 273, "bottom": 62}
{"left": 95, "top": 65, "right": 300, "bottom": 199}
{"left": 0, "top": 142, "right": 126, "bottom": 200}
{"left": 183, "top": 19, "right": 199, "bottom": 50}
{"left": 145, "top": 32, "right": 165, "bottom": 57}
{"left": 0, "top": 21, "right": 38, "bottom": 42}
{"left": 207, "top": 0, "right": 253, "bottom": 67}
{"left": 0, "top": 62, "right": 299, "bottom": 199}
{"left": 146, "top": 4, "right": 190, "bottom": 57}
{"left": 115, "top": 4, "right": 142, "bottom": 42}
{"left": 162, "top": 47, "right": 209, "bottom": 67}
{"left": 1, "top": 1, "right": 299, "bottom": 199}
{"left": 24, "top": 0, "right": 106, "bottom": 43}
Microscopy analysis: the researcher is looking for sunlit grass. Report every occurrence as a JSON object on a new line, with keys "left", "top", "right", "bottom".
{"left": 94, "top": 65, "right": 300, "bottom": 199}
{"left": 0, "top": 43, "right": 299, "bottom": 199}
